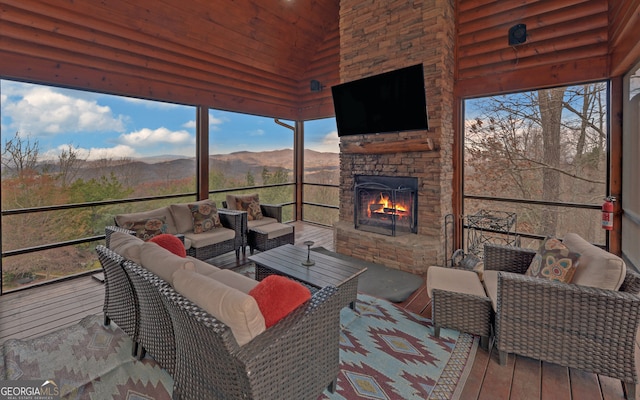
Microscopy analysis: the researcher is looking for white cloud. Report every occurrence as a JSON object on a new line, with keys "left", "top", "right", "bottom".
{"left": 249, "top": 129, "right": 265, "bottom": 136}
{"left": 183, "top": 120, "right": 196, "bottom": 129}
{"left": 122, "top": 97, "right": 180, "bottom": 109}
{"left": 307, "top": 130, "right": 339, "bottom": 153}
{"left": 118, "top": 127, "right": 193, "bottom": 146}
{"left": 1, "top": 86, "right": 125, "bottom": 136}
{"left": 41, "top": 144, "right": 138, "bottom": 161}
{"left": 208, "top": 113, "right": 227, "bottom": 131}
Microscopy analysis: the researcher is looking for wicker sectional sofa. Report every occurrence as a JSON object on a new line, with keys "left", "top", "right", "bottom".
{"left": 113, "top": 199, "right": 244, "bottom": 260}
{"left": 98, "top": 229, "right": 341, "bottom": 400}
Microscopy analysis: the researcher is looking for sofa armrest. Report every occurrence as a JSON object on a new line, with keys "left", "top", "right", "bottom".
{"left": 105, "top": 225, "right": 135, "bottom": 248}
{"left": 495, "top": 271, "right": 640, "bottom": 383}
{"left": 217, "top": 209, "right": 244, "bottom": 234}
{"left": 484, "top": 243, "right": 536, "bottom": 274}
{"left": 260, "top": 203, "right": 283, "bottom": 222}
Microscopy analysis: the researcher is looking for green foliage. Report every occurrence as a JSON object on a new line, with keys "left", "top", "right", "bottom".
{"left": 69, "top": 172, "right": 132, "bottom": 202}
{"left": 246, "top": 170, "right": 255, "bottom": 186}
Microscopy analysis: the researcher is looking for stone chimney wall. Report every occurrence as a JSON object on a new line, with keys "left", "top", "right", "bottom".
{"left": 334, "top": 0, "right": 455, "bottom": 273}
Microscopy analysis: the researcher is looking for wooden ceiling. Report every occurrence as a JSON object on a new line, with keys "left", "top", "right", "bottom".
{"left": 0, "top": 0, "right": 639, "bottom": 120}
{"left": 0, "top": 0, "right": 340, "bottom": 120}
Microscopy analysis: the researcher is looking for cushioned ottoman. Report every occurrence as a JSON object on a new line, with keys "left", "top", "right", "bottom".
{"left": 248, "top": 222, "right": 294, "bottom": 254}
{"left": 427, "top": 266, "right": 492, "bottom": 349}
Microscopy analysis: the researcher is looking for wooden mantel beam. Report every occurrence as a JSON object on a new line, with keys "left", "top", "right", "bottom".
{"left": 340, "top": 137, "right": 434, "bottom": 154}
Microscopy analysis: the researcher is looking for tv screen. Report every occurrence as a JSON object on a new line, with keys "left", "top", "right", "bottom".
{"left": 331, "top": 64, "right": 428, "bottom": 137}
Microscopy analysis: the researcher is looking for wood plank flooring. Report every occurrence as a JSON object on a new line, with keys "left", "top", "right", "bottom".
{"left": 0, "top": 221, "right": 635, "bottom": 399}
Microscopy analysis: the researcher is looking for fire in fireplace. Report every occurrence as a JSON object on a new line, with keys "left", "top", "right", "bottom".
{"left": 354, "top": 175, "right": 418, "bottom": 236}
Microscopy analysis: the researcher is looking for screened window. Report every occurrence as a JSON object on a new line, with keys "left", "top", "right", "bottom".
{"left": 463, "top": 84, "right": 608, "bottom": 252}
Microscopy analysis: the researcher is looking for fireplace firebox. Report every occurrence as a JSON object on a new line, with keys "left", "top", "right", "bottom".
{"left": 354, "top": 175, "right": 418, "bottom": 236}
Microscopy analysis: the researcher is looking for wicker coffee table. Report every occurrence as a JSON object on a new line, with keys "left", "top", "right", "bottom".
{"left": 249, "top": 244, "right": 367, "bottom": 310}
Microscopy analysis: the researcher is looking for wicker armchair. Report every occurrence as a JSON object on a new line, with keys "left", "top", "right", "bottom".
{"left": 96, "top": 244, "right": 139, "bottom": 357}
{"left": 484, "top": 243, "right": 640, "bottom": 399}
{"left": 222, "top": 200, "right": 285, "bottom": 255}
{"left": 159, "top": 283, "right": 341, "bottom": 400}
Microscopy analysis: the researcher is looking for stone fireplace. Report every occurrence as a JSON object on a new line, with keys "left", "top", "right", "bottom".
{"left": 354, "top": 175, "right": 418, "bottom": 236}
{"left": 333, "top": 0, "right": 455, "bottom": 274}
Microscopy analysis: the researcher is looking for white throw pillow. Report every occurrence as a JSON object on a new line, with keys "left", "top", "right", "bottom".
{"left": 563, "top": 233, "right": 626, "bottom": 290}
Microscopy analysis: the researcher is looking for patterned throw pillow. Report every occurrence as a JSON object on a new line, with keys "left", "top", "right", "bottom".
{"left": 123, "top": 216, "right": 167, "bottom": 241}
{"left": 234, "top": 194, "right": 264, "bottom": 221}
{"left": 188, "top": 201, "right": 220, "bottom": 234}
{"left": 525, "top": 237, "right": 581, "bottom": 283}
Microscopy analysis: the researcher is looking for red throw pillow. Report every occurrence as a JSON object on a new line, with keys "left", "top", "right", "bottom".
{"left": 249, "top": 275, "right": 311, "bottom": 328}
{"left": 148, "top": 234, "right": 186, "bottom": 258}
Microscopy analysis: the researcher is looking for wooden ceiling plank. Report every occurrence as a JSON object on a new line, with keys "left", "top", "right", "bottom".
{"left": 458, "top": 13, "right": 607, "bottom": 50}
{"left": 0, "top": 35, "right": 298, "bottom": 109}
{"left": 458, "top": 0, "right": 606, "bottom": 38}
{"left": 458, "top": 14, "right": 608, "bottom": 58}
{"left": 458, "top": 42, "right": 609, "bottom": 80}
{"left": 1, "top": 1, "right": 302, "bottom": 86}
{"left": 6, "top": 0, "right": 305, "bottom": 78}
{"left": 456, "top": 55, "right": 610, "bottom": 99}
{"left": 0, "top": 50, "right": 300, "bottom": 119}
{"left": 0, "top": 15, "right": 299, "bottom": 100}
{"left": 155, "top": 0, "right": 320, "bottom": 67}
{"left": 458, "top": 27, "right": 608, "bottom": 70}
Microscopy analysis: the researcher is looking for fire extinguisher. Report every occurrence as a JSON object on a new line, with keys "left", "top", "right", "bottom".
{"left": 602, "top": 196, "right": 616, "bottom": 230}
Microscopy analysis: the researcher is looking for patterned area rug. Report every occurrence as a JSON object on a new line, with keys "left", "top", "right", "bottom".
{"left": 322, "top": 294, "right": 478, "bottom": 400}
{"left": 0, "top": 295, "right": 476, "bottom": 400}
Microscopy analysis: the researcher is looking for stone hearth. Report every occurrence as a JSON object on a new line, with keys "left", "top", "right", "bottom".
{"left": 333, "top": 0, "right": 455, "bottom": 274}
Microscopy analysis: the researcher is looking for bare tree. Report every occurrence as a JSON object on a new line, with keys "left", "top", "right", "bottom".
{"left": 57, "top": 144, "right": 85, "bottom": 187}
{"left": 465, "top": 83, "right": 607, "bottom": 239}
{"left": 1, "top": 132, "right": 39, "bottom": 177}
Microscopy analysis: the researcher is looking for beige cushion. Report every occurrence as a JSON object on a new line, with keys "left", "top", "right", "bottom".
{"left": 251, "top": 222, "right": 293, "bottom": 240}
{"left": 483, "top": 270, "right": 499, "bottom": 311}
{"left": 183, "top": 227, "right": 235, "bottom": 248}
{"left": 170, "top": 200, "right": 219, "bottom": 234}
{"left": 172, "top": 269, "right": 266, "bottom": 346}
{"left": 115, "top": 207, "right": 178, "bottom": 234}
{"left": 247, "top": 217, "right": 278, "bottom": 230}
{"left": 211, "top": 269, "right": 259, "bottom": 294}
{"left": 426, "top": 266, "right": 487, "bottom": 299}
{"left": 563, "top": 233, "right": 626, "bottom": 290}
{"left": 186, "top": 256, "right": 221, "bottom": 278}
{"left": 108, "top": 232, "right": 143, "bottom": 264}
{"left": 139, "top": 242, "right": 195, "bottom": 284}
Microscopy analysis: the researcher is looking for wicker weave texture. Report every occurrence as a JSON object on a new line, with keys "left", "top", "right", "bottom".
{"left": 485, "top": 243, "right": 640, "bottom": 391}
{"left": 96, "top": 245, "right": 138, "bottom": 343}
{"left": 432, "top": 288, "right": 492, "bottom": 337}
{"left": 160, "top": 284, "right": 341, "bottom": 400}
{"left": 122, "top": 260, "right": 176, "bottom": 374}
{"left": 248, "top": 229, "right": 294, "bottom": 254}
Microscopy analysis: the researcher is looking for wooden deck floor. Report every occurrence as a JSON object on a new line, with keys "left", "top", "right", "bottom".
{"left": 0, "top": 221, "right": 635, "bottom": 399}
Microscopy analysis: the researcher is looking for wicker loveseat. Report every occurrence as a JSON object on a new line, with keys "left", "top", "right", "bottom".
{"left": 97, "top": 230, "right": 341, "bottom": 400}
{"left": 113, "top": 199, "right": 244, "bottom": 260}
{"left": 482, "top": 236, "right": 640, "bottom": 400}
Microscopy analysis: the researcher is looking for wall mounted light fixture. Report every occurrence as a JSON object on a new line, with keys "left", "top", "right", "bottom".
{"left": 310, "top": 80, "right": 324, "bottom": 92}
{"left": 508, "top": 24, "right": 527, "bottom": 46}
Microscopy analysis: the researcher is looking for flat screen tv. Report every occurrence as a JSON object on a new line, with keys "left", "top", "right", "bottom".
{"left": 331, "top": 64, "right": 428, "bottom": 137}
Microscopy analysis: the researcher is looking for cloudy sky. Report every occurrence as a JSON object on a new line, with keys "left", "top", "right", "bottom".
{"left": 1, "top": 80, "right": 339, "bottom": 161}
